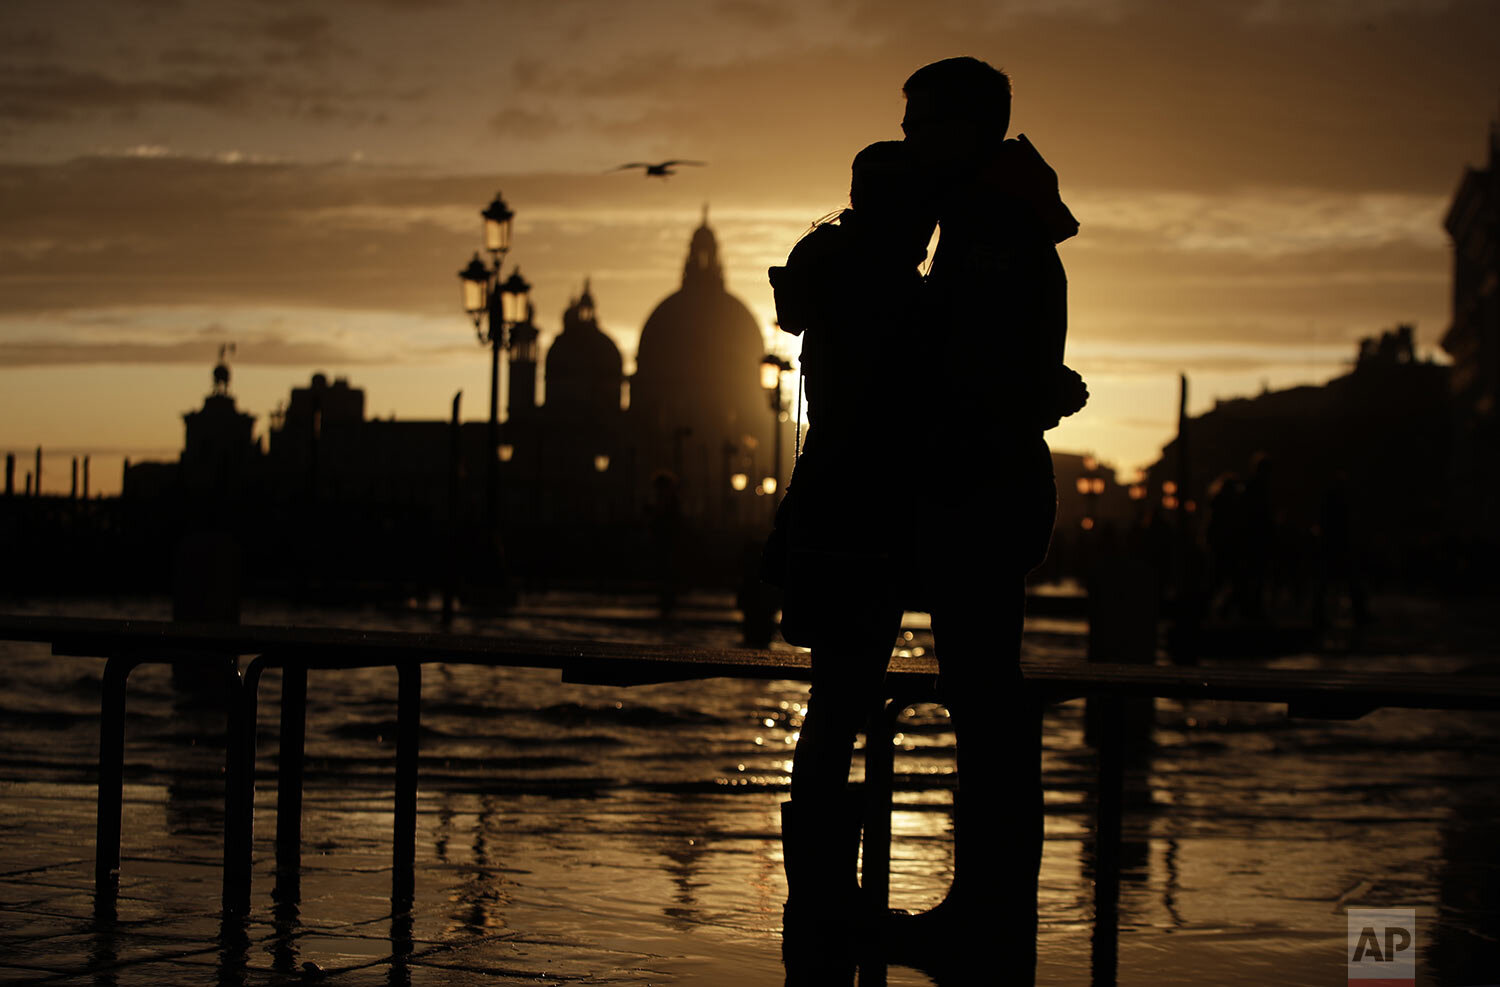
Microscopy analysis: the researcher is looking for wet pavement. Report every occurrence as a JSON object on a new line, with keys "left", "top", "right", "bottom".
{"left": 1, "top": 593, "right": 1498, "bottom": 985}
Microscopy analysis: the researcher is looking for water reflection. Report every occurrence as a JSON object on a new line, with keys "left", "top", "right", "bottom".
{"left": 216, "top": 912, "right": 250, "bottom": 987}
{"left": 6, "top": 597, "right": 1500, "bottom": 985}
{"left": 657, "top": 802, "right": 711, "bottom": 931}
{"left": 88, "top": 916, "right": 117, "bottom": 987}
{"left": 269, "top": 887, "right": 299, "bottom": 978}
{"left": 388, "top": 908, "right": 414, "bottom": 987}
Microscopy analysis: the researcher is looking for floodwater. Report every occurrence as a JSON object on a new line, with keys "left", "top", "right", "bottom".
{"left": 0, "top": 593, "right": 1496, "bottom": 985}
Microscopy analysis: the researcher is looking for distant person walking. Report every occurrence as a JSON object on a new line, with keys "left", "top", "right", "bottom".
{"left": 893, "top": 55, "right": 1086, "bottom": 974}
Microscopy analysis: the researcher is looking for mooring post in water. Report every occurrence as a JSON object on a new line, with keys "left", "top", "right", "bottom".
{"left": 4, "top": 453, "right": 13, "bottom": 497}
{"left": 83, "top": 455, "right": 90, "bottom": 499}
{"left": 443, "top": 391, "right": 461, "bottom": 626}
{"left": 393, "top": 662, "right": 421, "bottom": 907}
{"left": 71, "top": 457, "right": 78, "bottom": 499}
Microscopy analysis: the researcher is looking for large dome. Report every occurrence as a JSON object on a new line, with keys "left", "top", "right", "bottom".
{"left": 632, "top": 217, "right": 766, "bottom": 432}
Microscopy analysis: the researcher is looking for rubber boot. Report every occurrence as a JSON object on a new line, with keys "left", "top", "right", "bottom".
{"left": 780, "top": 795, "right": 865, "bottom": 983}
{"left": 887, "top": 787, "right": 1041, "bottom": 969}
{"left": 780, "top": 796, "right": 864, "bottom": 928}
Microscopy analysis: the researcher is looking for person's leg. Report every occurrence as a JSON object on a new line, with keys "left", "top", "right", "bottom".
{"left": 790, "top": 607, "right": 903, "bottom": 799}
{"left": 783, "top": 608, "right": 903, "bottom": 923}
{"left": 935, "top": 578, "right": 1042, "bottom": 954}
{"left": 891, "top": 478, "right": 1052, "bottom": 976}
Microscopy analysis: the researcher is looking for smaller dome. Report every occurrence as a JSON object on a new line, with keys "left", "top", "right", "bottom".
{"left": 546, "top": 279, "right": 623, "bottom": 418}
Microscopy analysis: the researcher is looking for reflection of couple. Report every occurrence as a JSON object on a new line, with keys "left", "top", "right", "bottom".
{"left": 767, "top": 56, "right": 1087, "bottom": 975}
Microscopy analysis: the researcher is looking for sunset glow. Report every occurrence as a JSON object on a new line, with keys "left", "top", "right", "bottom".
{"left": 3, "top": 0, "right": 1497, "bottom": 491}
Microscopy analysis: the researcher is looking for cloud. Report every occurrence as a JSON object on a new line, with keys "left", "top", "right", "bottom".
{"left": 0, "top": 64, "right": 254, "bottom": 122}
{"left": 0, "top": 329, "right": 378, "bottom": 368}
{"left": 715, "top": 0, "right": 793, "bottom": 28}
{"left": 0, "top": 150, "right": 1458, "bottom": 367}
{"left": 496, "top": 0, "right": 1498, "bottom": 194}
{"left": 261, "top": 13, "right": 336, "bottom": 62}
{"left": 1070, "top": 188, "right": 1449, "bottom": 256}
{"left": 490, "top": 106, "right": 565, "bottom": 139}
{"left": 0, "top": 29, "right": 57, "bottom": 56}
{"left": 158, "top": 47, "right": 226, "bottom": 67}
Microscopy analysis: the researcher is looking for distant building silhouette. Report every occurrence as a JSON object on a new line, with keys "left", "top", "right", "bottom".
{"left": 546, "top": 282, "right": 624, "bottom": 425}
{"left": 125, "top": 351, "right": 259, "bottom": 502}
{"left": 1145, "top": 327, "right": 1450, "bottom": 578}
{"left": 1443, "top": 111, "right": 1500, "bottom": 546}
{"left": 117, "top": 217, "right": 782, "bottom": 587}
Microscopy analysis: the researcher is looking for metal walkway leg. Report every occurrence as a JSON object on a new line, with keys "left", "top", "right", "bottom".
{"left": 95, "top": 656, "right": 138, "bottom": 911}
{"left": 224, "top": 656, "right": 271, "bottom": 915}
{"left": 393, "top": 662, "right": 421, "bottom": 908}
{"left": 275, "top": 663, "right": 307, "bottom": 902}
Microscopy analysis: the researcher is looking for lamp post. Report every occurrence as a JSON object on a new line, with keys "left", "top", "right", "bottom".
{"left": 760, "top": 354, "right": 792, "bottom": 518}
{"left": 457, "top": 191, "right": 529, "bottom": 577}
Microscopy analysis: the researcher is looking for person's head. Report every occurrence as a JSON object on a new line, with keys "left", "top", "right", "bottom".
{"left": 901, "top": 56, "right": 1011, "bottom": 179}
{"left": 848, "top": 140, "right": 936, "bottom": 248}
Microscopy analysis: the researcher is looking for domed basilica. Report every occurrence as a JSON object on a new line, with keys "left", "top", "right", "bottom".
{"left": 125, "top": 214, "right": 781, "bottom": 587}
{"left": 502, "top": 213, "right": 776, "bottom": 530}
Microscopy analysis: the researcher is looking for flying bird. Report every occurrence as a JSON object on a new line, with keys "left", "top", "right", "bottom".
{"left": 611, "top": 160, "right": 707, "bottom": 179}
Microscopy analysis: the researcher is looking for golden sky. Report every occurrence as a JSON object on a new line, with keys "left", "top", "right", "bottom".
{"left": 2, "top": 0, "right": 1497, "bottom": 493}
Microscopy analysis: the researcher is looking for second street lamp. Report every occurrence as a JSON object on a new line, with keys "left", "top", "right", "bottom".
{"left": 459, "top": 255, "right": 488, "bottom": 328}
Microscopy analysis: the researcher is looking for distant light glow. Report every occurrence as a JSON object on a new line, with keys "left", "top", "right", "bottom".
{"left": 760, "top": 362, "right": 781, "bottom": 391}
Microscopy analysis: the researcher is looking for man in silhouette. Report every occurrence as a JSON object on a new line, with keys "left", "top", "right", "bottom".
{"left": 893, "top": 56, "right": 1084, "bottom": 972}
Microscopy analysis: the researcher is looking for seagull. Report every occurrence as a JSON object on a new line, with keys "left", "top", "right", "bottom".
{"left": 611, "top": 160, "right": 706, "bottom": 179}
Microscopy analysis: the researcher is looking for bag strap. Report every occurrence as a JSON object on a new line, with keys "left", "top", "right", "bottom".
{"left": 794, "top": 364, "right": 804, "bottom": 462}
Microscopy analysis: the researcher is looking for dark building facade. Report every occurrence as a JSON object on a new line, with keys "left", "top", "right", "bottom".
{"left": 1443, "top": 113, "right": 1500, "bottom": 544}
{"left": 1145, "top": 327, "right": 1451, "bottom": 578}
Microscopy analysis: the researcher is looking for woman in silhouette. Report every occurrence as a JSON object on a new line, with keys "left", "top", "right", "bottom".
{"left": 767, "top": 140, "right": 936, "bottom": 937}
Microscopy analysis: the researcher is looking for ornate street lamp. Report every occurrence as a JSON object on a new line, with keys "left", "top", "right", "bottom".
{"left": 760, "top": 359, "right": 784, "bottom": 392}
{"left": 481, "top": 192, "right": 513, "bottom": 256}
{"left": 498, "top": 270, "right": 532, "bottom": 327}
{"left": 459, "top": 255, "right": 489, "bottom": 328}
{"left": 456, "top": 191, "right": 530, "bottom": 588}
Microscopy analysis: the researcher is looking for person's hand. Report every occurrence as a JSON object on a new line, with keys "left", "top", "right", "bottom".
{"left": 1054, "top": 365, "right": 1088, "bottom": 419}
{"left": 1039, "top": 365, "right": 1088, "bottom": 430}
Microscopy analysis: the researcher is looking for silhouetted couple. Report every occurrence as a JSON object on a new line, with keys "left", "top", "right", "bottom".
{"left": 766, "top": 56, "right": 1087, "bottom": 980}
